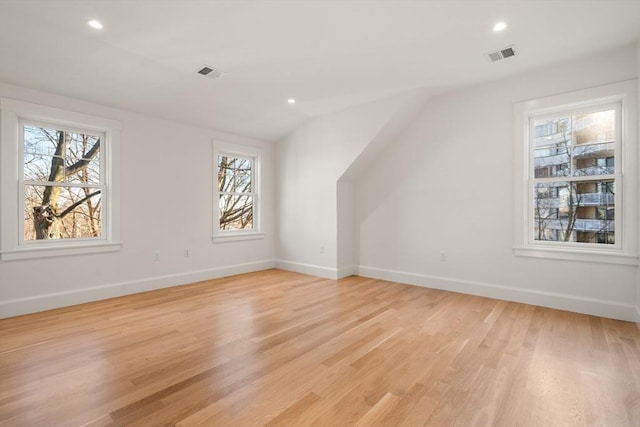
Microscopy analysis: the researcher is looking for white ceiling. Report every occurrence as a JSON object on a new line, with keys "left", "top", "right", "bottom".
{"left": 1, "top": 1, "right": 639, "bottom": 142}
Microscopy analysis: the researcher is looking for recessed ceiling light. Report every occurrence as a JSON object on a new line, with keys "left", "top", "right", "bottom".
{"left": 88, "top": 20, "right": 103, "bottom": 30}
{"left": 493, "top": 22, "right": 507, "bottom": 32}
{"left": 287, "top": 98, "right": 296, "bottom": 104}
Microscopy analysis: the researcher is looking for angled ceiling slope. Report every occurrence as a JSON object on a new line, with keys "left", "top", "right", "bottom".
{"left": 0, "top": 1, "right": 638, "bottom": 141}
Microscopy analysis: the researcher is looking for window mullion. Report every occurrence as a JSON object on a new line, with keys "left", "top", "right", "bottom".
{"left": 532, "top": 174, "right": 617, "bottom": 185}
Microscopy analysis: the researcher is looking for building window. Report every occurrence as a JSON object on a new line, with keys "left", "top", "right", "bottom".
{"left": 513, "top": 80, "right": 638, "bottom": 265}
{"left": 1, "top": 98, "right": 121, "bottom": 260}
{"left": 212, "top": 141, "right": 263, "bottom": 242}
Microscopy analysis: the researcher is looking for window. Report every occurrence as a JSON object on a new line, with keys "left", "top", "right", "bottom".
{"left": 21, "top": 121, "right": 104, "bottom": 241}
{"left": 1, "top": 98, "right": 121, "bottom": 260}
{"left": 531, "top": 106, "right": 618, "bottom": 245}
{"left": 513, "top": 80, "right": 638, "bottom": 265}
{"left": 212, "top": 141, "right": 263, "bottom": 242}
{"left": 218, "top": 154, "right": 254, "bottom": 230}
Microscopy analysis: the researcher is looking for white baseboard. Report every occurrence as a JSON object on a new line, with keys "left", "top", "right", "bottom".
{"left": 0, "top": 260, "right": 275, "bottom": 319}
{"left": 357, "top": 265, "right": 638, "bottom": 322}
{"left": 4, "top": 260, "right": 637, "bottom": 323}
{"left": 274, "top": 259, "right": 339, "bottom": 280}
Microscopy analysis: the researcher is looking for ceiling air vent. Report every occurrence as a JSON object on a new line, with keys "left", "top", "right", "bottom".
{"left": 197, "top": 65, "right": 224, "bottom": 79}
{"left": 486, "top": 45, "right": 516, "bottom": 62}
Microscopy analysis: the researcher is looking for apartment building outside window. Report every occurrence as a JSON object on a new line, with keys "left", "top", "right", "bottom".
{"left": 513, "top": 80, "right": 638, "bottom": 265}
{"left": 531, "top": 106, "right": 618, "bottom": 245}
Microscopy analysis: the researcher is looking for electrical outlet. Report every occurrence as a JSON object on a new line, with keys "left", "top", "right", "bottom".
{"left": 153, "top": 250, "right": 160, "bottom": 261}
{"left": 184, "top": 249, "right": 190, "bottom": 258}
{"left": 319, "top": 245, "right": 325, "bottom": 254}
{"left": 440, "top": 251, "right": 447, "bottom": 262}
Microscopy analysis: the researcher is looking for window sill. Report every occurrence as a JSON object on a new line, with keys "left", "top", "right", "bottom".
{"left": 212, "top": 232, "right": 265, "bottom": 243}
{"left": 1, "top": 241, "right": 123, "bottom": 261}
{"left": 513, "top": 246, "right": 638, "bottom": 266}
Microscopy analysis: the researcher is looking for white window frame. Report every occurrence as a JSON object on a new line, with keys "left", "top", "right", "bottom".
{"left": 212, "top": 140, "right": 263, "bottom": 243}
{"left": 528, "top": 102, "right": 621, "bottom": 247}
{"left": 513, "top": 80, "right": 638, "bottom": 265}
{"left": 19, "top": 118, "right": 107, "bottom": 245}
{"left": 0, "top": 98, "right": 122, "bottom": 260}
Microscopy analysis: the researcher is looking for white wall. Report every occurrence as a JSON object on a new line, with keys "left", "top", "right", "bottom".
{"left": 0, "top": 83, "right": 275, "bottom": 317}
{"left": 337, "top": 181, "right": 355, "bottom": 276}
{"left": 3, "top": 44, "right": 638, "bottom": 322}
{"left": 355, "top": 43, "right": 639, "bottom": 322}
{"left": 275, "top": 91, "right": 428, "bottom": 278}
{"left": 637, "top": 40, "right": 640, "bottom": 323}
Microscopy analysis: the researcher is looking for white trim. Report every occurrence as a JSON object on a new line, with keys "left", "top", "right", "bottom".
{"left": 357, "top": 265, "right": 638, "bottom": 322}
{"left": 0, "top": 259, "right": 275, "bottom": 319}
{"left": 1, "top": 242, "right": 122, "bottom": 261}
{"left": 212, "top": 232, "right": 265, "bottom": 243}
{"left": 513, "top": 247, "right": 638, "bottom": 265}
{"left": 513, "top": 80, "right": 638, "bottom": 263}
{"left": 3, "top": 260, "right": 636, "bottom": 322}
{"left": 274, "top": 259, "right": 339, "bottom": 280}
{"left": 0, "top": 98, "right": 121, "bottom": 131}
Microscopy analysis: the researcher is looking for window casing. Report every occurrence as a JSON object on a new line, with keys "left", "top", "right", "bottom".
{"left": 513, "top": 81, "right": 638, "bottom": 265}
{"left": 1, "top": 98, "right": 121, "bottom": 260}
{"left": 212, "top": 141, "right": 263, "bottom": 242}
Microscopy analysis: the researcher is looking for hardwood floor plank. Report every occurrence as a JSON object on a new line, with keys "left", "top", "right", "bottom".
{"left": 1, "top": 269, "right": 639, "bottom": 426}
{"left": 354, "top": 391, "right": 401, "bottom": 427}
{"left": 264, "top": 392, "right": 323, "bottom": 427}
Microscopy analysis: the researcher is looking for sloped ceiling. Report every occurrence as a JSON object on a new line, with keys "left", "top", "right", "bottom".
{"left": 1, "top": 1, "right": 639, "bottom": 141}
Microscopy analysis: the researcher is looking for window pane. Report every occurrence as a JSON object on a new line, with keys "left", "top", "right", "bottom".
{"left": 24, "top": 153, "right": 58, "bottom": 181}
{"left": 533, "top": 181, "right": 565, "bottom": 241}
{"left": 572, "top": 143, "right": 614, "bottom": 176}
{"left": 534, "top": 145, "right": 570, "bottom": 178}
{"left": 533, "top": 180, "right": 614, "bottom": 244}
{"left": 23, "top": 125, "right": 101, "bottom": 184}
{"left": 218, "top": 155, "right": 232, "bottom": 191}
{"left": 66, "top": 132, "right": 100, "bottom": 161}
{"left": 573, "top": 110, "right": 615, "bottom": 145}
{"left": 65, "top": 132, "right": 101, "bottom": 184}
{"left": 66, "top": 155, "right": 101, "bottom": 184}
{"left": 23, "top": 125, "right": 60, "bottom": 155}
{"left": 532, "top": 116, "right": 571, "bottom": 178}
{"left": 24, "top": 185, "right": 102, "bottom": 240}
{"left": 219, "top": 194, "right": 253, "bottom": 230}
{"left": 218, "top": 155, "right": 252, "bottom": 193}
{"left": 532, "top": 117, "right": 570, "bottom": 148}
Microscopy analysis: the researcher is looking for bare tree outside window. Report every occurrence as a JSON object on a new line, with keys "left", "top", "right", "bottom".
{"left": 22, "top": 124, "right": 102, "bottom": 240}
{"left": 217, "top": 155, "right": 254, "bottom": 230}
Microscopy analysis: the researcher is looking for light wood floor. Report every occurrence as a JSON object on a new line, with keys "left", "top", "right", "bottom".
{"left": 1, "top": 269, "right": 639, "bottom": 426}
